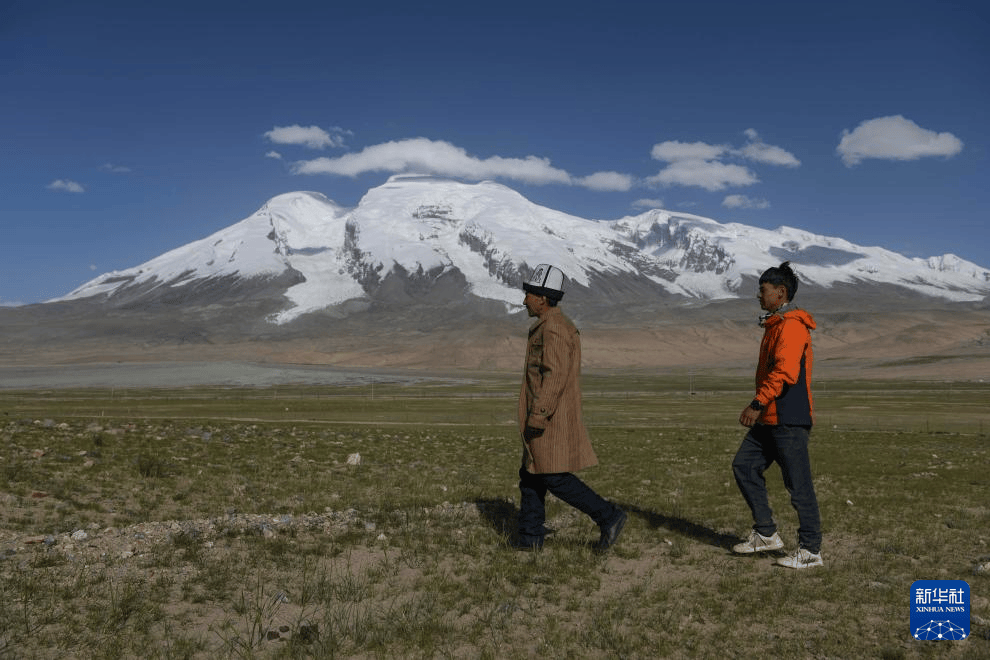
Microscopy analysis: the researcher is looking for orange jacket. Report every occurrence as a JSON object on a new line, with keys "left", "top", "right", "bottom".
{"left": 754, "top": 308, "right": 815, "bottom": 426}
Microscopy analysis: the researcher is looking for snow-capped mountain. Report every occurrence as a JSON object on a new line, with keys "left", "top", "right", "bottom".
{"left": 55, "top": 175, "right": 990, "bottom": 323}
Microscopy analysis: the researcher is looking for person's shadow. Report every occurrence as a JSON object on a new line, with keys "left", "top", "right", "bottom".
{"left": 617, "top": 502, "right": 738, "bottom": 550}
{"left": 473, "top": 498, "right": 518, "bottom": 538}
{"left": 473, "top": 497, "right": 738, "bottom": 550}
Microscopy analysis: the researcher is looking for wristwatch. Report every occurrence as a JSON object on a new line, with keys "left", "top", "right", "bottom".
{"left": 748, "top": 399, "right": 764, "bottom": 411}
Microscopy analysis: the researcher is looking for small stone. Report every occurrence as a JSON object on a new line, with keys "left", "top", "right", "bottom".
{"left": 298, "top": 623, "right": 319, "bottom": 642}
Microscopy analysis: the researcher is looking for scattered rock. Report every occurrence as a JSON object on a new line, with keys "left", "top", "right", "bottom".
{"left": 2, "top": 504, "right": 484, "bottom": 567}
{"left": 298, "top": 623, "right": 319, "bottom": 643}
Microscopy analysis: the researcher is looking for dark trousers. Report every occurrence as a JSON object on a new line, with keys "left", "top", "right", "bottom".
{"left": 517, "top": 467, "right": 618, "bottom": 544}
{"left": 732, "top": 424, "right": 822, "bottom": 553}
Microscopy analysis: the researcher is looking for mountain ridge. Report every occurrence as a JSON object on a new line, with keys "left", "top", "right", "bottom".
{"left": 51, "top": 175, "right": 989, "bottom": 324}
{"left": 4, "top": 176, "right": 987, "bottom": 380}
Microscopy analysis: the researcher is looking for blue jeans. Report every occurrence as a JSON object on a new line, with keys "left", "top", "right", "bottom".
{"left": 518, "top": 467, "right": 619, "bottom": 544}
{"left": 732, "top": 424, "right": 822, "bottom": 553}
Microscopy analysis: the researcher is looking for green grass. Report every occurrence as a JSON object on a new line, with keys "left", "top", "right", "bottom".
{"left": 1, "top": 375, "right": 988, "bottom": 658}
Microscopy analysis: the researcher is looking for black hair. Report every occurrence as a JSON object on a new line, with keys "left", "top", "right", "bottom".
{"left": 759, "top": 261, "right": 799, "bottom": 302}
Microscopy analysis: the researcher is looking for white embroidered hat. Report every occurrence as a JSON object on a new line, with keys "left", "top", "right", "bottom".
{"left": 522, "top": 264, "right": 565, "bottom": 301}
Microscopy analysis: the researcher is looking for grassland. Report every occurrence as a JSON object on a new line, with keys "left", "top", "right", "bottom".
{"left": 1, "top": 374, "right": 988, "bottom": 658}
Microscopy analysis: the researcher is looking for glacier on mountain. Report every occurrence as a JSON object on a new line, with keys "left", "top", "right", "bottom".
{"left": 55, "top": 175, "right": 990, "bottom": 323}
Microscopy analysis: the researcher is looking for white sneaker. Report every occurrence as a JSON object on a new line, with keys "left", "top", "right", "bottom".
{"left": 775, "top": 548, "right": 823, "bottom": 569}
{"left": 732, "top": 530, "right": 784, "bottom": 554}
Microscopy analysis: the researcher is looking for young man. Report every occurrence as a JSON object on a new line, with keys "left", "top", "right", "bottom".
{"left": 514, "top": 264, "right": 626, "bottom": 552}
{"left": 732, "top": 261, "right": 823, "bottom": 568}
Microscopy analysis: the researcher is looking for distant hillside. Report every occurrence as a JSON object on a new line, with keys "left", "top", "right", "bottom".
{"left": 3, "top": 175, "right": 986, "bottom": 381}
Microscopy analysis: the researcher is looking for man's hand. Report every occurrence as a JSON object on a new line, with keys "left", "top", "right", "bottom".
{"left": 523, "top": 425, "right": 545, "bottom": 441}
{"left": 739, "top": 406, "right": 760, "bottom": 428}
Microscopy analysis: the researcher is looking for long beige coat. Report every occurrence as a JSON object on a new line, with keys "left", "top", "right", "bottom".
{"left": 518, "top": 306, "right": 599, "bottom": 474}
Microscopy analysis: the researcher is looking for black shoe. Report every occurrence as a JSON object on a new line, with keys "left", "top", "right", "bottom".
{"left": 595, "top": 509, "right": 627, "bottom": 552}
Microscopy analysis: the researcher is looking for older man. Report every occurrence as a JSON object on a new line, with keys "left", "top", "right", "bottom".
{"left": 514, "top": 264, "right": 626, "bottom": 551}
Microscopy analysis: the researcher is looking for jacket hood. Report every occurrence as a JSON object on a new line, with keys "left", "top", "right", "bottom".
{"left": 764, "top": 307, "right": 816, "bottom": 331}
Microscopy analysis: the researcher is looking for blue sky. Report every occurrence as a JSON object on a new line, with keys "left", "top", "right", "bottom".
{"left": 2, "top": 0, "right": 987, "bottom": 305}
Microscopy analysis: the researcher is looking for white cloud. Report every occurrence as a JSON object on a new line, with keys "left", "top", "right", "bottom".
{"left": 646, "top": 159, "right": 758, "bottom": 191}
{"left": 577, "top": 171, "right": 634, "bottom": 191}
{"left": 723, "top": 194, "right": 770, "bottom": 209}
{"left": 264, "top": 124, "right": 350, "bottom": 149}
{"left": 735, "top": 129, "right": 800, "bottom": 167}
{"left": 291, "top": 137, "right": 628, "bottom": 190}
{"left": 47, "top": 179, "right": 84, "bottom": 193}
{"left": 836, "top": 115, "right": 963, "bottom": 166}
{"left": 632, "top": 198, "right": 664, "bottom": 210}
{"left": 99, "top": 163, "right": 131, "bottom": 173}
{"left": 265, "top": 151, "right": 283, "bottom": 160}
{"left": 647, "top": 131, "right": 796, "bottom": 191}
{"left": 651, "top": 140, "right": 728, "bottom": 162}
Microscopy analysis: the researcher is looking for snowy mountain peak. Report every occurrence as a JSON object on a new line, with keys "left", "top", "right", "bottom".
{"left": 54, "top": 178, "right": 990, "bottom": 323}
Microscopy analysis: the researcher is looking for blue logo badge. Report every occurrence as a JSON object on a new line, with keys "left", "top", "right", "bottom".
{"left": 910, "top": 580, "right": 969, "bottom": 640}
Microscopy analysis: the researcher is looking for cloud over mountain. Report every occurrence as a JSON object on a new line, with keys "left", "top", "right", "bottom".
{"left": 646, "top": 131, "right": 799, "bottom": 191}
{"left": 837, "top": 115, "right": 964, "bottom": 166}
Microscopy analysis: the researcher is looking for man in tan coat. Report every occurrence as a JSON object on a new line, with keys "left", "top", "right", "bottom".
{"left": 514, "top": 264, "right": 626, "bottom": 551}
